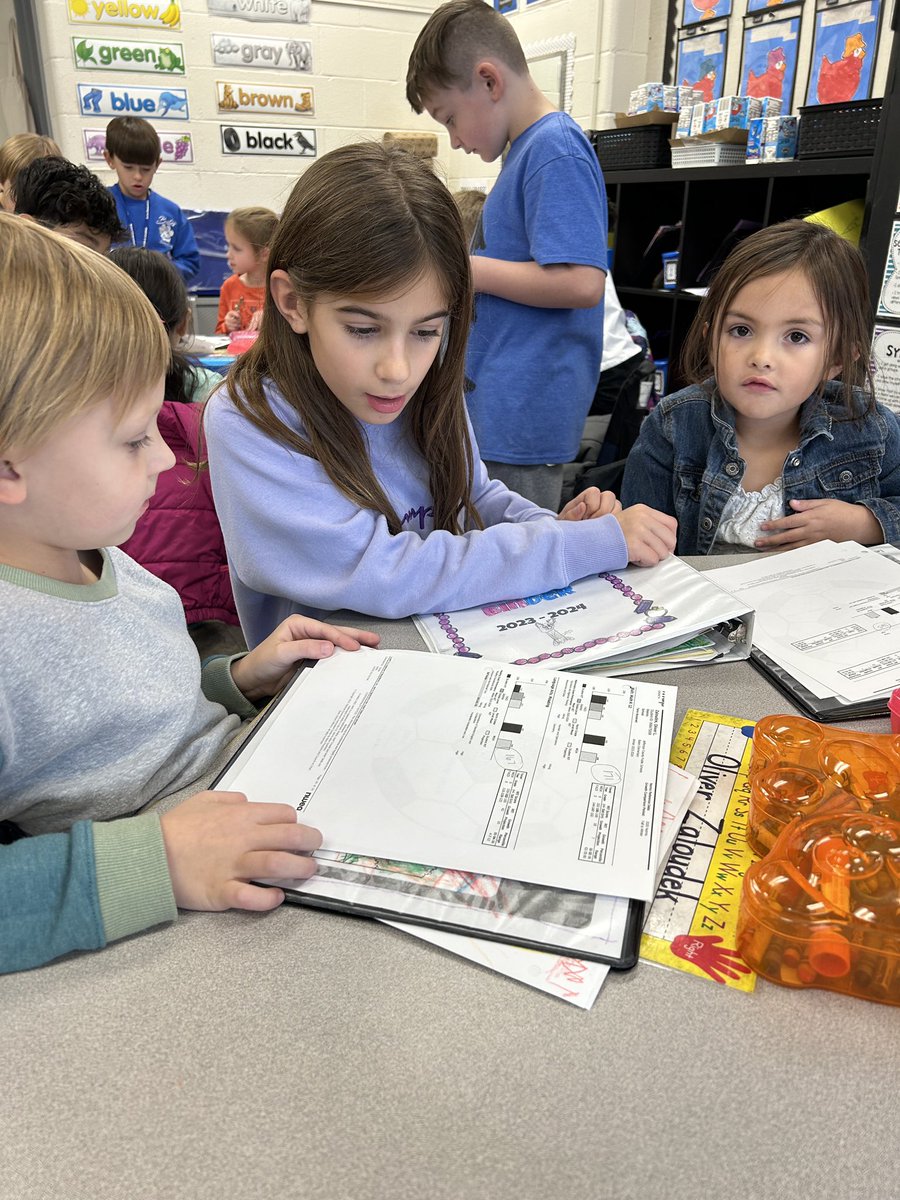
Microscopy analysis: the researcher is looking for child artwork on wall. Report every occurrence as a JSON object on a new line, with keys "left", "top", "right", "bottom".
{"left": 806, "top": 0, "right": 881, "bottom": 106}
{"left": 677, "top": 25, "right": 727, "bottom": 103}
{"left": 747, "top": 0, "right": 786, "bottom": 10}
{"left": 493, "top": 0, "right": 518, "bottom": 12}
{"left": 740, "top": 13, "right": 801, "bottom": 110}
{"left": 682, "top": 0, "right": 732, "bottom": 26}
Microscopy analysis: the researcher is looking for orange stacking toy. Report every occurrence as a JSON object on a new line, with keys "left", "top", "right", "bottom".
{"left": 737, "top": 716, "right": 900, "bottom": 1005}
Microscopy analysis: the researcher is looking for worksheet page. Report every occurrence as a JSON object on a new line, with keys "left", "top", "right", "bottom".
{"left": 706, "top": 542, "right": 900, "bottom": 703}
{"left": 218, "top": 648, "right": 677, "bottom": 901}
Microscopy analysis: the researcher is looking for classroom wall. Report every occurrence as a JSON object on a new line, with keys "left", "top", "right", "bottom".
{"left": 0, "top": 0, "right": 31, "bottom": 141}
{"left": 33, "top": 0, "right": 666, "bottom": 210}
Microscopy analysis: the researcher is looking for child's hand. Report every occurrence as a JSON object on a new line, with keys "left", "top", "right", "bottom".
{"left": 223, "top": 308, "right": 241, "bottom": 332}
{"left": 756, "top": 499, "right": 883, "bottom": 550}
{"left": 558, "top": 487, "right": 621, "bottom": 522}
{"left": 160, "top": 790, "right": 321, "bottom": 911}
{"left": 614, "top": 505, "right": 678, "bottom": 566}
{"left": 248, "top": 309, "right": 263, "bottom": 331}
{"left": 230, "top": 614, "right": 381, "bottom": 702}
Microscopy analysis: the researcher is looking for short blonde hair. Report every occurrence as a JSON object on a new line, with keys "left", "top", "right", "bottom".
{"left": 0, "top": 213, "right": 169, "bottom": 456}
{"left": 226, "top": 206, "right": 278, "bottom": 253}
{"left": 0, "top": 133, "right": 61, "bottom": 206}
{"left": 453, "top": 188, "right": 485, "bottom": 243}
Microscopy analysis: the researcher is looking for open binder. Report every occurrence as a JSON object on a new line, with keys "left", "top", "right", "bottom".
{"left": 705, "top": 542, "right": 900, "bottom": 724}
{"left": 213, "top": 647, "right": 680, "bottom": 968}
{"left": 747, "top": 644, "right": 891, "bottom": 723}
{"left": 413, "top": 555, "right": 755, "bottom": 676}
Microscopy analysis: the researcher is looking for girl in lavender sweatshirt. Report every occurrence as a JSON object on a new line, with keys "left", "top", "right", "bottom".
{"left": 206, "top": 142, "right": 675, "bottom": 647}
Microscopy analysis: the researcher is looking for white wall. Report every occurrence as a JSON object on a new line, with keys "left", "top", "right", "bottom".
{"left": 36, "top": 0, "right": 671, "bottom": 210}
{"left": 31, "top": 0, "right": 895, "bottom": 214}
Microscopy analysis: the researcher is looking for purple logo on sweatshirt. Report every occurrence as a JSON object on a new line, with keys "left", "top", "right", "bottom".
{"left": 401, "top": 504, "right": 433, "bottom": 531}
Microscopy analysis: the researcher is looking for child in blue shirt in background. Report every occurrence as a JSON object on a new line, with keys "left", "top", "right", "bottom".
{"left": 104, "top": 116, "right": 199, "bottom": 283}
{"left": 621, "top": 220, "right": 900, "bottom": 553}
{"left": 407, "top": 0, "right": 608, "bottom": 512}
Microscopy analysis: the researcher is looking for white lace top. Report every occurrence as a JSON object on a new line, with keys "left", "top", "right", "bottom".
{"left": 715, "top": 477, "right": 785, "bottom": 548}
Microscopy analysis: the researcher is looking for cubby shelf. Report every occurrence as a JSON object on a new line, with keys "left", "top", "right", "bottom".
{"left": 605, "top": 157, "right": 875, "bottom": 392}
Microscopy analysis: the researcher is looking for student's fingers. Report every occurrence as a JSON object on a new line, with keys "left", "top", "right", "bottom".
{"left": 205, "top": 789, "right": 250, "bottom": 806}
{"left": 311, "top": 620, "right": 380, "bottom": 650}
{"left": 638, "top": 515, "right": 677, "bottom": 560}
{"left": 759, "top": 512, "right": 804, "bottom": 532}
{"left": 630, "top": 521, "right": 677, "bottom": 565}
{"left": 597, "top": 491, "right": 622, "bottom": 517}
{"left": 221, "top": 880, "right": 286, "bottom": 911}
{"left": 245, "top": 808, "right": 324, "bottom": 854}
{"left": 576, "top": 488, "right": 602, "bottom": 514}
{"left": 756, "top": 528, "right": 810, "bottom": 549}
{"left": 244, "top": 849, "right": 319, "bottom": 882}
{"left": 633, "top": 535, "right": 671, "bottom": 566}
{"left": 332, "top": 625, "right": 381, "bottom": 647}
{"left": 276, "top": 614, "right": 376, "bottom": 651}
{"left": 566, "top": 500, "right": 587, "bottom": 521}
{"left": 788, "top": 498, "right": 828, "bottom": 512}
{"left": 557, "top": 498, "right": 586, "bottom": 522}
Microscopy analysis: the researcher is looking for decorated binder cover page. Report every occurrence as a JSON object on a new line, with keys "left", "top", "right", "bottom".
{"left": 414, "top": 556, "right": 749, "bottom": 671}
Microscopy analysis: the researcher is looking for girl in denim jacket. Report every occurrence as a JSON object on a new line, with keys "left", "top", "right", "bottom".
{"left": 621, "top": 220, "right": 900, "bottom": 555}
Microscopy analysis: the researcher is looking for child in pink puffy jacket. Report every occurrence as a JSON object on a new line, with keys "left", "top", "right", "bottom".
{"left": 111, "top": 247, "right": 245, "bottom": 656}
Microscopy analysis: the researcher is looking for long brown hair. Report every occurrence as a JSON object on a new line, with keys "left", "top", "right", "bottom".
{"left": 681, "top": 219, "right": 875, "bottom": 416}
{"left": 228, "top": 141, "right": 479, "bottom": 535}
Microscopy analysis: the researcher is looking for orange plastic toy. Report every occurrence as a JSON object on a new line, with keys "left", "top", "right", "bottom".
{"left": 737, "top": 716, "right": 900, "bottom": 1005}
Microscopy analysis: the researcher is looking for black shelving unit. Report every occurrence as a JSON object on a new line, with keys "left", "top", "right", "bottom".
{"left": 606, "top": 157, "right": 875, "bottom": 391}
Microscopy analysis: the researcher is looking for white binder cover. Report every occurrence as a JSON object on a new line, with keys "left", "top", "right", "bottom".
{"left": 413, "top": 555, "right": 754, "bottom": 674}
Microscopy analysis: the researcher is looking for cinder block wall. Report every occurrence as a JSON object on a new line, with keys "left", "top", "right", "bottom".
{"left": 36, "top": 0, "right": 665, "bottom": 210}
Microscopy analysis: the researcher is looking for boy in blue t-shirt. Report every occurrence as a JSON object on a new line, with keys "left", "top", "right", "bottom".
{"left": 103, "top": 116, "right": 199, "bottom": 283}
{"left": 407, "top": 0, "right": 607, "bottom": 511}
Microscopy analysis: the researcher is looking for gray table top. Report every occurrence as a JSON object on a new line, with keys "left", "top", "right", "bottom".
{"left": 4, "top": 557, "right": 896, "bottom": 1200}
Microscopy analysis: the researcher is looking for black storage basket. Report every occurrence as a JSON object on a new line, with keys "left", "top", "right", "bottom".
{"left": 588, "top": 125, "right": 672, "bottom": 172}
{"left": 797, "top": 99, "right": 882, "bottom": 159}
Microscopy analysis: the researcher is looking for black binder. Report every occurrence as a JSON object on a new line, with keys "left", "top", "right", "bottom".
{"left": 749, "top": 645, "right": 891, "bottom": 723}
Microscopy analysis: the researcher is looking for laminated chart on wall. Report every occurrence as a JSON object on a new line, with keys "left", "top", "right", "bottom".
{"left": 641, "top": 710, "right": 759, "bottom": 993}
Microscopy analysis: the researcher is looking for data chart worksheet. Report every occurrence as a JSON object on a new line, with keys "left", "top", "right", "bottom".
{"left": 218, "top": 648, "right": 677, "bottom": 901}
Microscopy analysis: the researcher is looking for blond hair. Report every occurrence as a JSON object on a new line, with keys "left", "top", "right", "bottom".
{"left": 453, "top": 187, "right": 486, "bottom": 243}
{"left": 227, "top": 206, "right": 278, "bottom": 253}
{"left": 0, "top": 213, "right": 169, "bottom": 456}
{"left": 0, "top": 133, "right": 61, "bottom": 207}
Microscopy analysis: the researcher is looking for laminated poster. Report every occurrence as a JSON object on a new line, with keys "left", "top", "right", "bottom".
{"left": 876, "top": 221, "right": 900, "bottom": 319}
{"left": 872, "top": 325, "right": 900, "bottom": 415}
